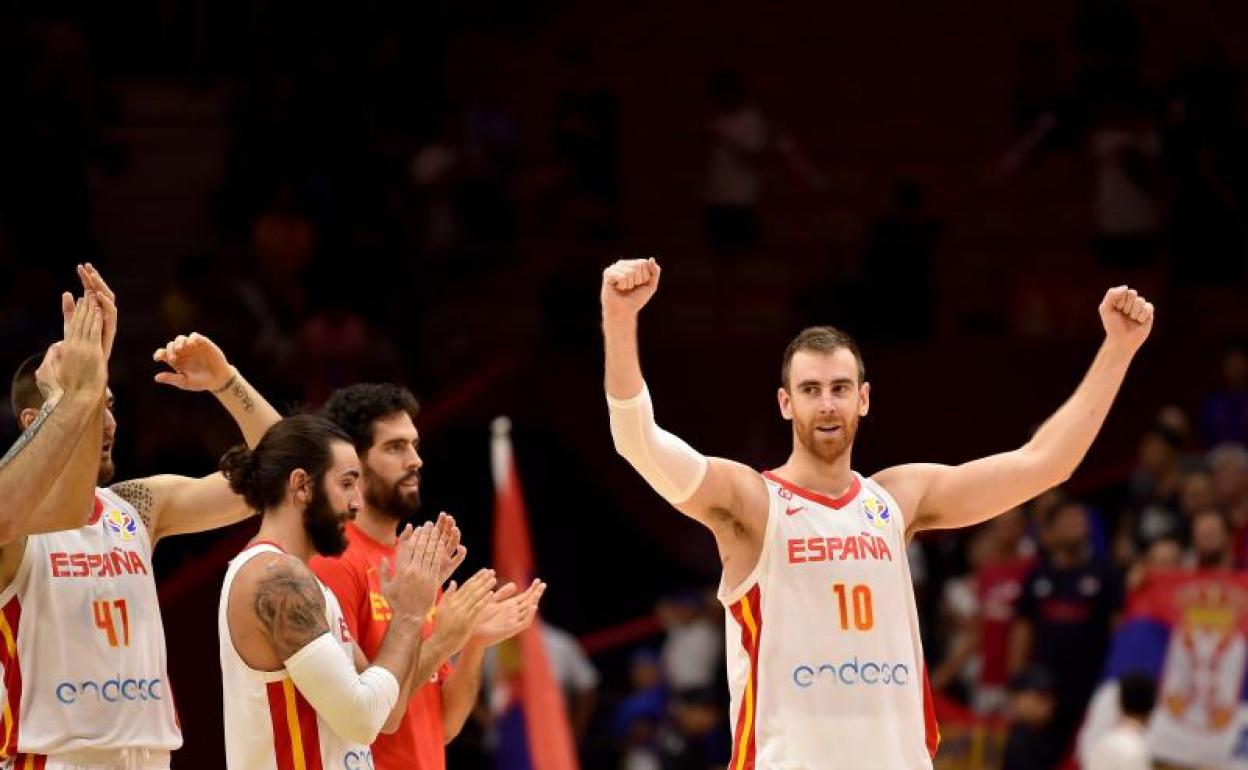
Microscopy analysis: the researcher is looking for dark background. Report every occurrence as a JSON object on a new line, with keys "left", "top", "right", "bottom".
{"left": 2, "top": 0, "right": 1247, "bottom": 767}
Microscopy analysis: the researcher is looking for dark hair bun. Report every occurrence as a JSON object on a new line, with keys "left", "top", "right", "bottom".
{"left": 219, "top": 444, "right": 259, "bottom": 506}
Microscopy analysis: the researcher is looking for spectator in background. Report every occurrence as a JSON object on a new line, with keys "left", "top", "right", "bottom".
{"left": 1084, "top": 672, "right": 1155, "bottom": 770}
{"left": 1088, "top": 98, "right": 1163, "bottom": 269}
{"left": 974, "top": 508, "right": 1037, "bottom": 715}
{"left": 1202, "top": 348, "right": 1248, "bottom": 446}
{"left": 1189, "top": 508, "right": 1234, "bottom": 570}
{"left": 1126, "top": 534, "right": 1184, "bottom": 590}
{"left": 485, "top": 619, "right": 599, "bottom": 770}
{"left": 1209, "top": 442, "right": 1248, "bottom": 542}
{"left": 613, "top": 649, "right": 667, "bottom": 770}
{"left": 1126, "top": 424, "right": 1186, "bottom": 549}
{"left": 657, "top": 591, "right": 722, "bottom": 693}
{"left": 1001, "top": 666, "right": 1061, "bottom": 770}
{"left": 1011, "top": 497, "right": 1124, "bottom": 756}
{"left": 703, "top": 69, "right": 824, "bottom": 261}
{"left": 657, "top": 688, "right": 730, "bottom": 770}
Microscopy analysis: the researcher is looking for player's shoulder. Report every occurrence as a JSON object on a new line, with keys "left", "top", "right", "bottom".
{"left": 236, "top": 550, "right": 317, "bottom": 592}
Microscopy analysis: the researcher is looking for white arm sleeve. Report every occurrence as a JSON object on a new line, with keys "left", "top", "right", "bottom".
{"left": 607, "top": 383, "right": 709, "bottom": 504}
{"left": 283, "top": 633, "right": 400, "bottom": 745}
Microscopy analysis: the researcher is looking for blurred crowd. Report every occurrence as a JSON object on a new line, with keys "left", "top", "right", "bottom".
{"left": 4, "top": 1, "right": 1248, "bottom": 769}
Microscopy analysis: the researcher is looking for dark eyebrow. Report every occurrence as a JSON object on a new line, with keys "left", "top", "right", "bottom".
{"left": 796, "top": 378, "right": 856, "bottom": 389}
{"left": 341, "top": 470, "right": 361, "bottom": 481}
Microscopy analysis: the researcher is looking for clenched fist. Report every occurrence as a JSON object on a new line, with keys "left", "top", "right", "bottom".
{"left": 1099, "top": 286, "right": 1155, "bottom": 354}
{"left": 601, "top": 258, "right": 661, "bottom": 320}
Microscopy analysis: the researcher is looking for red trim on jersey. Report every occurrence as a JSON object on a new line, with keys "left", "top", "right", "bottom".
{"left": 1, "top": 597, "right": 23, "bottom": 760}
{"left": 921, "top": 664, "right": 941, "bottom": 758}
{"left": 762, "top": 471, "right": 860, "bottom": 510}
{"left": 265, "top": 681, "right": 298, "bottom": 770}
{"left": 250, "top": 540, "right": 287, "bottom": 553}
{"left": 87, "top": 494, "right": 104, "bottom": 526}
{"left": 294, "top": 688, "right": 324, "bottom": 770}
{"left": 728, "top": 584, "right": 762, "bottom": 770}
{"left": 15, "top": 754, "right": 46, "bottom": 769}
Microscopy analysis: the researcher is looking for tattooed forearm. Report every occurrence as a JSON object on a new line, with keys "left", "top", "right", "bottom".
{"left": 110, "top": 480, "right": 155, "bottom": 532}
{"left": 254, "top": 559, "right": 329, "bottom": 659}
{"left": 0, "top": 402, "right": 56, "bottom": 468}
{"left": 229, "top": 378, "right": 256, "bottom": 413}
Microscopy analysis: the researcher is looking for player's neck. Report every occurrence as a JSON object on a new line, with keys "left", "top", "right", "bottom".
{"left": 354, "top": 507, "right": 400, "bottom": 547}
{"left": 252, "top": 510, "right": 316, "bottom": 563}
{"left": 774, "top": 447, "right": 855, "bottom": 498}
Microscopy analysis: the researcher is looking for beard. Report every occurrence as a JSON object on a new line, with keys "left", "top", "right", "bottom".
{"left": 97, "top": 454, "right": 115, "bottom": 486}
{"left": 304, "top": 481, "right": 350, "bottom": 556}
{"left": 364, "top": 467, "right": 421, "bottom": 522}
{"left": 794, "top": 411, "right": 859, "bottom": 464}
{"left": 1196, "top": 547, "right": 1229, "bottom": 569}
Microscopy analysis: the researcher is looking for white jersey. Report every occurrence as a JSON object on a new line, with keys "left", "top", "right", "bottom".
{"left": 718, "top": 472, "right": 938, "bottom": 770}
{"left": 0, "top": 488, "right": 181, "bottom": 764}
{"left": 218, "top": 542, "right": 373, "bottom": 770}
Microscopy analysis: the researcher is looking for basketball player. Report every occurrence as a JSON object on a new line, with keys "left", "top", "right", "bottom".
{"left": 601, "top": 257, "right": 1154, "bottom": 769}
{"left": 0, "top": 287, "right": 109, "bottom": 539}
{"left": 217, "top": 414, "right": 497, "bottom": 768}
{"left": 314, "top": 383, "right": 545, "bottom": 770}
{"left": 2, "top": 264, "right": 284, "bottom": 768}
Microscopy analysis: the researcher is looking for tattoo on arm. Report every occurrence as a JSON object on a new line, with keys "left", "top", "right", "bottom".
{"left": 254, "top": 560, "right": 330, "bottom": 660}
{"left": 0, "top": 402, "right": 56, "bottom": 469}
{"left": 110, "top": 481, "right": 156, "bottom": 532}
{"left": 229, "top": 379, "right": 255, "bottom": 414}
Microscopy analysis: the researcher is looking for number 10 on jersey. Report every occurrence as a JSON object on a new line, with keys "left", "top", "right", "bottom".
{"left": 93, "top": 598, "right": 130, "bottom": 647}
{"left": 832, "top": 583, "right": 874, "bottom": 631}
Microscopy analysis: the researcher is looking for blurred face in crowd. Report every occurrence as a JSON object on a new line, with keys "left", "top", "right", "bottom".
{"left": 1191, "top": 510, "right": 1232, "bottom": 569}
{"left": 1211, "top": 451, "right": 1248, "bottom": 505}
{"left": 1145, "top": 538, "right": 1184, "bottom": 573}
{"left": 1223, "top": 349, "right": 1248, "bottom": 391}
{"left": 779, "top": 348, "right": 868, "bottom": 465}
{"left": 1046, "top": 502, "right": 1089, "bottom": 554}
{"left": 1138, "top": 431, "right": 1178, "bottom": 475}
{"left": 1010, "top": 690, "right": 1056, "bottom": 728}
{"left": 1180, "top": 471, "right": 1216, "bottom": 517}
{"left": 989, "top": 507, "right": 1028, "bottom": 558}
{"left": 362, "top": 412, "right": 423, "bottom": 521}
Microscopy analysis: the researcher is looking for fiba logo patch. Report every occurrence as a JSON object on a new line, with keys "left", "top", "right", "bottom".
{"left": 103, "top": 508, "right": 139, "bottom": 541}
{"left": 862, "top": 497, "right": 891, "bottom": 529}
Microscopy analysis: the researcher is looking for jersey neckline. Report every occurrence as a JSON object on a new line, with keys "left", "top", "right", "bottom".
{"left": 762, "top": 470, "right": 861, "bottom": 509}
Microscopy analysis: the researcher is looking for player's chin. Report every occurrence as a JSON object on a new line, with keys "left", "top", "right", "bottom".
{"left": 96, "top": 458, "right": 116, "bottom": 486}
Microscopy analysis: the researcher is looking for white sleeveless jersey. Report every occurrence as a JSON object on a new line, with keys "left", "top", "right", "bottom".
{"left": 718, "top": 472, "right": 939, "bottom": 770}
{"left": 0, "top": 488, "right": 181, "bottom": 762}
{"left": 218, "top": 542, "right": 374, "bottom": 770}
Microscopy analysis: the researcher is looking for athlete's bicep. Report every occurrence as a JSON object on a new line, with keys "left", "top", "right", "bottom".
{"left": 877, "top": 451, "right": 1048, "bottom": 535}
{"left": 252, "top": 556, "right": 332, "bottom": 661}
{"left": 676, "top": 458, "right": 768, "bottom": 537}
{"left": 118, "top": 473, "right": 253, "bottom": 543}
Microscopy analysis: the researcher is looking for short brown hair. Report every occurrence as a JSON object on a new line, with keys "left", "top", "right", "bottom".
{"left": 10, "top": 352, "right": 46, "bottom": 419}
{"left": 781, "top": 326, "right": 865, "bottom": 389}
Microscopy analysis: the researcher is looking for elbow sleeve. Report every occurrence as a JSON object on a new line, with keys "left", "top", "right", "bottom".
{"left": 284, "top": 633, "right": 399, "bottom": 745}
{"left": 607, "top": 383, "right": 709, "bottom": 504}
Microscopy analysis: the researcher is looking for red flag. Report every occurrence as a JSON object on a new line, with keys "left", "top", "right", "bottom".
{"left": 491, "top": 417, "right": 580, "bottom": 770}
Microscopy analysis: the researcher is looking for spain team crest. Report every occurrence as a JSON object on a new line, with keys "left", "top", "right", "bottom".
{"left": 102, "top": 507, "right": 139, "bottom": 541}
{"left": 862, "top": 496, "right": 891, "bottom": 529}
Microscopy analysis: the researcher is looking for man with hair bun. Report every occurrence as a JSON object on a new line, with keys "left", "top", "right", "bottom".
{"left": 218, "top": 413, "right": 497, "bottom": 769}
{"left": 601, "top": 257, "right": 1156, "bottom": 769}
